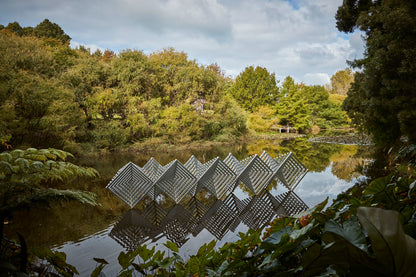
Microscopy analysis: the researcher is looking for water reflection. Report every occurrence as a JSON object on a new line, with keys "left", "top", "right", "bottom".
{"left": 4, "top": 138, "right": 373, "bottom": 276}
{"left": 110, "top": 190, "right": 308, "bottom": 251}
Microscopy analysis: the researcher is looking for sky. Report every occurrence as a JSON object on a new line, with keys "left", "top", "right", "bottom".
{"left": 0, "top": 0, "right": 364, "bottom": 85}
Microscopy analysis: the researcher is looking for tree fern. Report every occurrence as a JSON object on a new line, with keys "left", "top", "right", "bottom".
{"left": 0, "top": 148, "right": 100, "bottom": 244}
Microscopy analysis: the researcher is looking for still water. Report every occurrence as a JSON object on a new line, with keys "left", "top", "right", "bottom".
{"left": 6, "top": 137, "right": 373, "bottom": 276}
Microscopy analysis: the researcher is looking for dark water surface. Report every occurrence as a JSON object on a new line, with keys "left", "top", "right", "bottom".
{"left": 6, "top": 138, "right": 373, "bottom": 276}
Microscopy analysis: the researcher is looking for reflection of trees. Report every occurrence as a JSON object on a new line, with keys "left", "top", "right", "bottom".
{"left": 245, "top": 139, "right": 283, "bottom": 157}
{"left": 330, "top": 145, "right": 373, "bottom": 181}
{"left": 279, "top": 138, "right": 342, "bottom": 172}
{"left": 109, "top": 190, "right": 308, "bottom": 251}
{"left": 331, "top": 158, "right": 364, "bottom": 181}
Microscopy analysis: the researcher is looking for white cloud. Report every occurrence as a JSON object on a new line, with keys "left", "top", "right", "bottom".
{"left": 0, "top": 0, "right": 365, "bottom": 85}
{"left": 304, "top": 73, "right": 330, "bottom": 85}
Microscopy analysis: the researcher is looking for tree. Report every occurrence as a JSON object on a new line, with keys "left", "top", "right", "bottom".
{"left": 228, "top": 66, "right": 279, "bottom": 112}
{"left": 33, "top": 19, "right": 71, "bottom": 45}
{"left": 330, "top": 68, "right": 354, "bottom": 95}
{"left": 276, "top": 77, "right": 311, "bottom": 131}
{"left": 304, "top": 85, "right": 348, "bottom": 129}
{"left": 0, "top": 31, "right": 82, "bottom": 147}
{"left": 337, "top": 0, "right": 416, "bottom": 146}
{"left": 4, "top": 22, "right": 23, "bottom": 35}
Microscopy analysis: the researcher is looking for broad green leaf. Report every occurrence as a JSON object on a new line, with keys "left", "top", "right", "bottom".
{"left": 324, "top": 216, "right": 367, "bottom": 252}
{"left": 25, "top": 148, "right": 38, "bottom": 154}
{"left": 290, "top": 222, "right": 315, "bottom": 240}
{"left": 301, "top": 243, "right": 322, "bottom": 270}
{"left": 164, "top": 240, "right": 179, "bottom": 252}
{"left": 262, "top": 226, "right": 291, "bottom": 247}
{"left": 363, "top": 176, "right": 389, "bottom": 195}
{"left": 207, "top": 268, "right": 218, "bottom": 277}
{"left": 15, "top": 158, "right": 29, "bottom": 171}
{"left": 173, "top": 252, "right": 184, "bottom": 264}
{"left": 302, "top": 232, "right": 383, "bottom": 276}
{"left": 28, "top": 161, "right": 44, "bottom": 172}
{"left": 152, "top": 250, "right": 165, "bottom": 262}
{"left": 294, "top": 197, "right": 328, "bottom": 219}
{"left": 357, "top": 207, "right": 416, "bottom": 277}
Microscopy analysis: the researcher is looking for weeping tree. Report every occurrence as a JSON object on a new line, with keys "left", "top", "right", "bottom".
{"left": 0, "top": 148, "right": 99, "bottom": 273}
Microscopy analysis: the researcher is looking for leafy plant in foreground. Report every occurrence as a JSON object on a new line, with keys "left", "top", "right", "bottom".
{"left": 91, "top": 145, "right": 416, "bottom": 276}
{"left": 0, "top": 148, "right": 99, "bottom": 275}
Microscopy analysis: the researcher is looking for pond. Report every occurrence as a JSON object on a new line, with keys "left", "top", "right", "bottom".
{"left": 5, "top": 137, "right": 373, "bottom": 276}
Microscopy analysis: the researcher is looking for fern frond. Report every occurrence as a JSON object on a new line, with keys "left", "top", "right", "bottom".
{"left": 48, "top": 148, "right": 74, "bottom": 161}
{"left": 24, "top": 153, "right": 47, "bottom": 162}
{"left": 0, "top": 161, "right": 14, "bottom": 175}
{"left": 1, "top": 148, "right": 100, "bottom": 216}
{"left": 32, "top": 188, "right": 99, "bottom": 206}
{"left": 28, "top": 161, "right": 44, "bottom": 173}
{"left": 0, "top": 153, "right": 12, "bottom": 163}
{"left": 0, "top": 188, "right": 100, "bottom": 215}
{"left": 10, "top": 149, "right": 24, "bottom": 159}
{"left": 14, "top": 158, "right": 29, "bottom": 171}
{"left": 38, "top": 149, "right": 57, "bottom": 160}
{"left": 25, "top": 148, "right": 38, "bottom": 154}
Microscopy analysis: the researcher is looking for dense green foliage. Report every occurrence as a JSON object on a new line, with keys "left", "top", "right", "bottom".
{"left": 228, "top": 72, "right": 349, "bottom": 133}
{"left": 90, "top": 145, "right": 416, "bottom": 276}
{"left": 337, "top": 0, "right": 416, "bottom": 147}
{"left": 0, "top": 22, "right": 247, "bottom": 151}
{"left": 276, "top": 77, "right": 349, "bottom": 132}
{"left": 329, "top": 68, "right": 354, "bottom": 96}
{"left": 227, "top": 66, "right": 279, "bottom": 112}
{"left": 0, "top": 20, "right": 352, "bottom": 151}
{"left": 0, "top": 19, "right": 71, "bottom": 45}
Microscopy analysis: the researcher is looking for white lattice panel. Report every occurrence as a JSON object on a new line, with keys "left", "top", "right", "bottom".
{"left": 106, "top": 162, "right": 153, "bottom": 208}
{"left": 106, "top": 151, "right": 308, "bottom": 208}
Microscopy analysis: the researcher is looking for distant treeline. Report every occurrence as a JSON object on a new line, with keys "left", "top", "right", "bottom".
{"left": 0, "top": 20, "right": 351, "bottom": 151}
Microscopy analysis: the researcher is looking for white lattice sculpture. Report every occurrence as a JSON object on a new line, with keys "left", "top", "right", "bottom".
{"left": 185, "top": 156, "right": 237, "bottom": 199}
{"left": 106, "top": 151, "right": 308, "bottom": 208}
{"left": 106, "top": 162, "right": 153, "bottom": 208}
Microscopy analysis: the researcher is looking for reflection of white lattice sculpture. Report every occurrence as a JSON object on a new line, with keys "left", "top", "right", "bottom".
{"left": 225, "top": 153, "right": 275, "bottom": 194}
{"left": 196, "top": 193, "right": 242, "bottom": 240}
{"left": 260, "top": 151, "right": 308, "bottom": 191}
{"left": 154, "top": 160, "right": 197, "bottom": 204}
{"left": 106, "top": 162, "right": 153, "bottom": 208}
{"left": 274, "top": 153, "right": 308, "bottom": 191}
